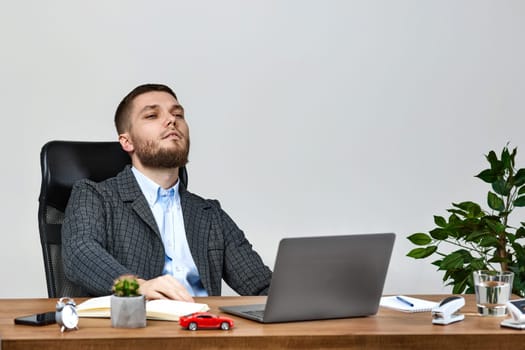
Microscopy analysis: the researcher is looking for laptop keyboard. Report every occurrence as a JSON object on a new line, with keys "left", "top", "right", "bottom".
{"left": 243, "top": 309, "right": 265, "bottom": 320}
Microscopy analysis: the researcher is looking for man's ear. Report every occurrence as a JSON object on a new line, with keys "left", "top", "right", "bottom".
{"left": 119, "top": 133, "right": 134, "bottom": 153}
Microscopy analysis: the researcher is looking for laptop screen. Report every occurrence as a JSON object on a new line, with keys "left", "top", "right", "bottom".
{"left": 220, "top": 233, "right": 395, "bottom": 323}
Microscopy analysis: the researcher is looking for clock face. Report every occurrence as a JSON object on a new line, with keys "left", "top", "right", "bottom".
{"left": 62, "top": 305, "right": 79, "bottom": 329}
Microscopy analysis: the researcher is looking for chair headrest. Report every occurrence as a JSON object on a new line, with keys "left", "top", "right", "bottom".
{"left": 39, "top": 141, "right": 132, "bottom": 212}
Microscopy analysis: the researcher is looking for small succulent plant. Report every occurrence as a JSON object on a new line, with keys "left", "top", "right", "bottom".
{"left": 112, "top": 274, "right": 141, "bottom": 297}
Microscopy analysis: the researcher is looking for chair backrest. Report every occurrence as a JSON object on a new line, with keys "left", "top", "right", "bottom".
{"left": 38, "top": 140, "right": 188, "bottom": 298}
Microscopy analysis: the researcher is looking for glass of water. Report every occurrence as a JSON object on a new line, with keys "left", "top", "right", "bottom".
{"left": 473, "top": 270, "right": 514, "bottom": 316}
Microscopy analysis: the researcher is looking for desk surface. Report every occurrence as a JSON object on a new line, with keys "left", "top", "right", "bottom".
{"left": 0, "top": 295, "right": 521, "bottom": 350}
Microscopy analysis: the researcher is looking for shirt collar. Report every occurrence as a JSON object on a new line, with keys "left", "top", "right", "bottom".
{"left": 131, "top": 166, "right": 181, "bottom": 207}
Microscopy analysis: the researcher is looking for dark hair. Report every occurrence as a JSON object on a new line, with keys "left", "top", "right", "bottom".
{"left": 114, "top": 83, "right": 178, "bottom": 134}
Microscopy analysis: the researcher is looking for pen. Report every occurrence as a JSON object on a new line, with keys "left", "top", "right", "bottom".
{"left": 396, "top": 296, "right": 414, "bottom": 307}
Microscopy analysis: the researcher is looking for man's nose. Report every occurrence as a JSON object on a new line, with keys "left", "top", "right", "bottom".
{"left": 165, "top": 113, "right": 176, "bottom": 127}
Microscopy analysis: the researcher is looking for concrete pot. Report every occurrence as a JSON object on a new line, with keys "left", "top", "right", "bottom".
{"left": 110, "top": 294, "right": 147, "bottom": 328}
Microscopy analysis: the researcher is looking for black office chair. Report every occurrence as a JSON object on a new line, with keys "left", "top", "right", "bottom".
{"left": 38, "top": 140, "right": 188, "bottom": 298}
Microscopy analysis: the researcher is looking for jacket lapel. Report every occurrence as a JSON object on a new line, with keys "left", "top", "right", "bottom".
{"left": 116, "top": 166, "right": 161, "bottom": 238}
{"left": 180, "top": 187, "right": 213, "bottom": 294}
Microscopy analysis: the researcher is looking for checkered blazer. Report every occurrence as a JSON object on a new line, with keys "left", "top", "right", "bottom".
{"left": 61, "top": 165, "right": 272, "bottom": 296}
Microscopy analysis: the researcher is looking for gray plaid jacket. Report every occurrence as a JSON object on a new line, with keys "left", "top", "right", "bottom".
{"left": 62, "top": 165, "right": 271, "bottom": 296}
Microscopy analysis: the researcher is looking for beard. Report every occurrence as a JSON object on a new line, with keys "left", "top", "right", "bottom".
{"left": 134, "top": 137, "right": 190, "bottom": 169}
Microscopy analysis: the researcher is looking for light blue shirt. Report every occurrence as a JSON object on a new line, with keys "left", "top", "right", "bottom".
{"left": 131, "top": 167, "right": 208, "bottom": 296}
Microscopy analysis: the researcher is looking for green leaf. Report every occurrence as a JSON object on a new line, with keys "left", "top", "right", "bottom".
{"left": 516, "top": 227, "right": 525, "bottom": 239}
{"left": 431, "top": 259, "right": 442, "bottom": 268}
{"left": 447, "top": 268, "right": 473, "bottom": 294}
{"left": 406, "top": 246, "right": 437, "bottom": 259}
{"left": 518, "top": 185, "right": 525, "bottom": 195}
{"left": 470, "top": 259, "right": 488, "bottom": 270}
{"left": 486, "top": 150, "right": 498, "bottom": 167}
{"left": 447, "top": 209, "right": 468, "bottom": 218}
{"left": 479, "top": 236, "right": 501, "bottom": 247}
{"left": 439, "top": 251, "right": 465, "bottom": 270}
{"left": 502, "top": 147, "right": 512, "bottom": 169}
{"left": 458, "top": 249, "right": 474, "bottom": 262}
{"left": 445, "top": 228, "right": 462, "bottom": 239}
{"left": 429, "top": 228, "right": 448, "bottom": 240}
{"left": 487, "top": 192, "right": 505, "bottom": 211}
{"left": 452, "top": 202, "right": 469, "bottom": 211}
{"left": 512, "top": 279, "right": 525, "bottom": 298}
{"left": 452, "top": 279, "right": 468, "bottom": 294}
{"left": 434, "top": 215, "right": 447, "bottom": 228}
{"left": 443, "top": 270, "right": 451, "bottom": 282}
{"left": 512, "top": 243, "right": 525, "bottom": 260}
{"left": 465, "top": 230, "right": 488, "bottom": 242}
{"left": 510, "top": 147, "right": 518, "bottom": 164}
{"left": 492, "top": 179, "right": 511, "bottom": 196}
{"left": 452, "top": 201, "right": 483, "bottom": 217}
{"left": 514, "top": 196, "right": 525, "bottom": 207}
{"left": 448, "top": 213, "right": 461, "bottom": 225}
{"left": 514, "top": 169, "right": 525, "bottom": 187}
{"left": 476, "top": 169, "right": 497, "bottom": 183}
{"left": 407, "top": 233, "right": 432, "bottom": 246}
{"left": 485, "top": 219, "right": 506, "bottom": 234}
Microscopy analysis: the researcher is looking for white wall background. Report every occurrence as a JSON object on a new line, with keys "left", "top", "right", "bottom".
{"left": 0, "top": 0, "right": 524, "bottom": 298}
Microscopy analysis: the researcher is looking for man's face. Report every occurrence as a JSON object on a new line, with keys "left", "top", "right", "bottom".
{"left": 122, "top": 91, "right": 190, "bottom": 169}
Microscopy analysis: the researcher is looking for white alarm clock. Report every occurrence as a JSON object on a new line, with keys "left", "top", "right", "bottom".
{"left": 55, "top": 297, "right": 79, "bottom": 332}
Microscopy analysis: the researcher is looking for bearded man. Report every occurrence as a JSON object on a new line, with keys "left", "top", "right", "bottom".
{"left": 62, "top": 84, "right": 272, "bottom": 300}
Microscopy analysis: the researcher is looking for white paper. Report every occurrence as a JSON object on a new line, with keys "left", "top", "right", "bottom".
{"left": 380, "top": 295, "right": 438, "bottom": 313}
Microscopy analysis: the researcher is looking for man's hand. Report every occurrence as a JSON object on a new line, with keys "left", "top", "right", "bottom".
{"left": 137, "top": 275, "right": 194, "bottom": 302}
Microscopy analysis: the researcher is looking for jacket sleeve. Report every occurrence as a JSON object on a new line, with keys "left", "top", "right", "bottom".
{"left": 61, "top": 180, "right": 132, "bottom": 295}
{"left": 212, "top": 200, "right": 272, "bottom": 296}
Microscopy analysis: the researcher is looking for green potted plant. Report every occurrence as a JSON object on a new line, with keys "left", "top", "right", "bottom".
{"left": 407, "top": 145, "right": 525, "bottom": 296}
{"left": 110, "top": 274, "right": 146, "bottom": 328}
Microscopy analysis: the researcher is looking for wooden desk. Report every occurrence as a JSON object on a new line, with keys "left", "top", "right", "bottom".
{"left": 0, "top": 295, "right": 521, "bottom": 350}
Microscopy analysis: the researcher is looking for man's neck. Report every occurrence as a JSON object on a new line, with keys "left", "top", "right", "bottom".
{"left": 132, "top": 163, "right": 179, "bottom": 189}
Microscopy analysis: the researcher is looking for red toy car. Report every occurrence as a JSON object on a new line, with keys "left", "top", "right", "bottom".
{"left": 179, "top": 312, "right": 234, "bottom": 331}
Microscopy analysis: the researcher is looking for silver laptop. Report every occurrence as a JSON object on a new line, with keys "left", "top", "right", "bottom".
{"left": 219, "top": 233, "right": 395, "bottom": 323}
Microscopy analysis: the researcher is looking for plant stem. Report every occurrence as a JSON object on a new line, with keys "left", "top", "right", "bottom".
{"left": 439, "top": 238, "right": 487, "bottom": 257}
{"left": 499, "top": 188, "right": 515, "bottom": 272}
{"left": 434, "top": 238, "right": 495, "bottom": 268}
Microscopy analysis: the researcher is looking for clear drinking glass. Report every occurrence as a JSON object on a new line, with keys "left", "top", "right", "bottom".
{"left": 473, "top": 270, "right": 514, "bottom": 316}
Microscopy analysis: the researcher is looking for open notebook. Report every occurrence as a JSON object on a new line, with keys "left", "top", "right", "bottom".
{"left": 380, "top": 295, "right": 438, "bottom": 313}
{"left": 76, "top": 295, "right": 209, "bottom": 321}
